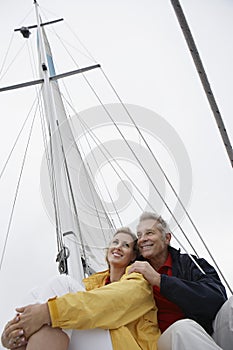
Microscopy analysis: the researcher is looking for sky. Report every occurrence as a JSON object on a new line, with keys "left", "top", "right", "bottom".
{"left": 0, "top": 0, "right": 233, "bottom": 345}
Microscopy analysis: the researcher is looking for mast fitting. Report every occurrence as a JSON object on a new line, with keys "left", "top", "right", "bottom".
{"left": 56, "top": 246, "right": 70, "bottom": 274}
{"left": 19, "top": 27, "right": 31, "bottom": 38}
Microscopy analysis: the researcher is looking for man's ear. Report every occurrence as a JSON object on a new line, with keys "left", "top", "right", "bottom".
{"left": 165, "top": 232, "right": 171, "bottom": 244}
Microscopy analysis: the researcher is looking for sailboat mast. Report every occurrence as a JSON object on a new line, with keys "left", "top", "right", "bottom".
{"left": 170, "top": 0, "right": 233, "bottom": 168}
{"left": 33, "top": 0, "right": 85, "bottom": 281}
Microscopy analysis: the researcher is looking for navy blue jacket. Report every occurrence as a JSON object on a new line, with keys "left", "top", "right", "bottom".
{"left": 159, "top": 246, "right": 227, "bottom": 334}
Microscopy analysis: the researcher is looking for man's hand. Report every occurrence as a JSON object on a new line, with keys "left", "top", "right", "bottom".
{"left": 1, "top": 315, "right": 27, "bottom": 349}
{"left": 14, "top": 303, "right": 51, "bottom": 339}
{"left": 128, "top": 261, "right": 161, "bottom": 287}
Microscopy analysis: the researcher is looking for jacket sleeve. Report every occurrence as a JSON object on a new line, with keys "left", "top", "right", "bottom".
{"left": 160, "top": 257, "right": 227, "bottom": 321}
{"left": 48, "top": 272, "right": 155, "bottom": 330}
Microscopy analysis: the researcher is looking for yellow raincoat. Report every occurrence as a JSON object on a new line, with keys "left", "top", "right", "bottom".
{"left": 48, "top": 267, "right": 160, "bottom": 350}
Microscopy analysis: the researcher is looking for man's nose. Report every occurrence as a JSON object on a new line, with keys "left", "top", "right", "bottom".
{"left": 138, "top": 233, "right": 147, "bottom": 241}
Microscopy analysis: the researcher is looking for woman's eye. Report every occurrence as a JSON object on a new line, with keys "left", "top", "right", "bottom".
{"left": 112, "top": 240, "right": 118, "bottom": 245}
{"left": 123, "top": 243, "right": 130, "bottom": 248}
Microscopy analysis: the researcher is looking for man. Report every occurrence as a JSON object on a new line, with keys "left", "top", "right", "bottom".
{"left": 129, "top": 211, "right": 233, "bottom": 350}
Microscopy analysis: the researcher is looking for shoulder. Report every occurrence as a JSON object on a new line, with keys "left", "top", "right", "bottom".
{"left": 121, "top": 265, "right": 149, "bottom": 283}
{"left": 169, "top": 246, "right": 221, "bottom": 279}
{"left": 83, "top": 269, "right": 110, "bottom": 290}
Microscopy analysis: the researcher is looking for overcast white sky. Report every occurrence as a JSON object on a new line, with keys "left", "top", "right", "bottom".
{"left": 0, "top": 0, "right": 233, "bottom": 345}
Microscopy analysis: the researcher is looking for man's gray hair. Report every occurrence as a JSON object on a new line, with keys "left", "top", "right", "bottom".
{"left": 137, "top": 211, "right": 170, "bottom": 238}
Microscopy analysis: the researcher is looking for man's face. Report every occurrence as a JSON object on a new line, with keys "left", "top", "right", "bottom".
{"left": 137, "top": 219, "right": 170, "bottom": 260}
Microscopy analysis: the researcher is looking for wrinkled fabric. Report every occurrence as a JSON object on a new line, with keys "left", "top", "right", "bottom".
{"left": 158, "top": 319, "right": 222, "bottom": 350}
{"left": 212, "top": 296, "right": 233, "bottom": 350}
{"left": 48, "top": 267, "right": 160, "bottom": 350}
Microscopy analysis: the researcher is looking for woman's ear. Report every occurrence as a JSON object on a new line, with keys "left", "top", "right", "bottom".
{"left": 130, "top": 251, "right": 137, "bottom": 263}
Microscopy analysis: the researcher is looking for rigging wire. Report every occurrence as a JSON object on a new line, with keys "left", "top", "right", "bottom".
{"left": 55, "top": 104, "right": 207, "bottom": 273}
{"left": 0, "top": 6, "right": 34, "bottom": 80}
{"left": 75, "top": 117, "right": 206, "bottom": 271}
{"left": 78, "top": 71, "right": 201, "bottom": 254}
{"left": 0, "top": 41, "right": 28, "bottom": 81}
{"left": 2, "top": 4, "right": 230, "bottom": 288}
{"left": 0, "top": 33, "right": 15, "bottom": 81}
{"left": 99, "top": 68, "right": 233, "bottom": 294}
{"left": 47, "top": 33, "right": 151, "bottom": 218}
{"left": 37, "top": 7, "right": 113, "bottom": 257}
{"left": 47, "top": 124, "right": 64, "bottom": 253}
{"left": 71, "top": 123, "right": 118, "bottom": 233}
{"left": 63, "top": 96, "right": 205, "bottom": 276}
{"left": 39, "top": 7, "right": 95, "bottom": 64}
{"left": 0, "top": 96, "right": 39, "bottom": 181}
{"left": 52, "top": 94, "right": 114, "bottom": 252}
{"left": 59, "top": 84, "right": 119, "bottom": 230}
{"left": 43, "top": 25, "right": 122, "bottom": 236}
{"left": 54, "top": 68, "right": 120, "bottom": 230}
{"left": 0, "top": 105, "right": 37, "bottom": 272}
{"left": 51, "top": 83, "right": 117, "bottom": 241}
{"left": 38, "top": 88, "right": 64, "bottom": 253}
{"left": 56, "top": 120, "right": 89, "bottom": 271}
{"left": 52, "top": 28, "right": 230, "bottom": 281}
{"left": 48, "top": 35, "right": 151, "bottom": 217}
{"left": 49, "top": 25, "right": 200, "bottom": 256}
{"left": 101, "top": 68, "right": 202, "bottom": 251}
{"left": 53, "top": 13, "right": 232, "bottom": 286}
{"left": 65, "top": 124, "right": 114, "bottom": 245}
{"left": 26, "top": 31, "right": 64, "bottom": 253}
{"left": 35, "top": 11, "right": 231, "bottom": 287}
{"left": 55, "top": 82, "right": 117, "bottom": 240}
{"left": 15, "top": 8, "right": 34, "bottom": 29}
{"left": 77, "top": 119, "right": 123, "bottom": 228}
{"left": 62, "top": 24, "right": 96, "bottom": 63}
{"left": 37, "top": 16, "right": 167, "bottom": 225}
{"left": 61, "top": 95, "right": 147, "bottom": 213}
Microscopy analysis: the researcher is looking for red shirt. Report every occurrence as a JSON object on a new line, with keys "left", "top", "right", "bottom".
{"left": 153, "top": 252, "right": 184, "bottom": 333}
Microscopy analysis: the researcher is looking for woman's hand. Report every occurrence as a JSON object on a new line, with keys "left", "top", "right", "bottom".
{"left": 1, "top": 315, "right": 27, "bottom": 349}
{"left": 15, "top": 303, "right": 51, "bottom": 339}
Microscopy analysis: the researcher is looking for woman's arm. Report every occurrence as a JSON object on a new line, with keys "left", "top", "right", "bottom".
{"left": 48, "top": 272, "right": 155, "bottom": 330}
{"left": 8, "top": 304, "right": 51, "bottom": 339}
{"left": 11, "top": 272, "right": 155, "bottom": 335}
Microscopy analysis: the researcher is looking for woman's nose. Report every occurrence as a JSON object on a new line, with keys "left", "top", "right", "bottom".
{"left": 115, "top": 242, "right": 122, "bottom": 248}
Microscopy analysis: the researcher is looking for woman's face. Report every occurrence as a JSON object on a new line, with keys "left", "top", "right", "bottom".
{"left": 107, "top": 232, "right": 136, "bottom": 268}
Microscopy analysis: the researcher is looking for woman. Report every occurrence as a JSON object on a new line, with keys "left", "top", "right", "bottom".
{"left": 2, "top": 228, "right": 160, "bottom": 350}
